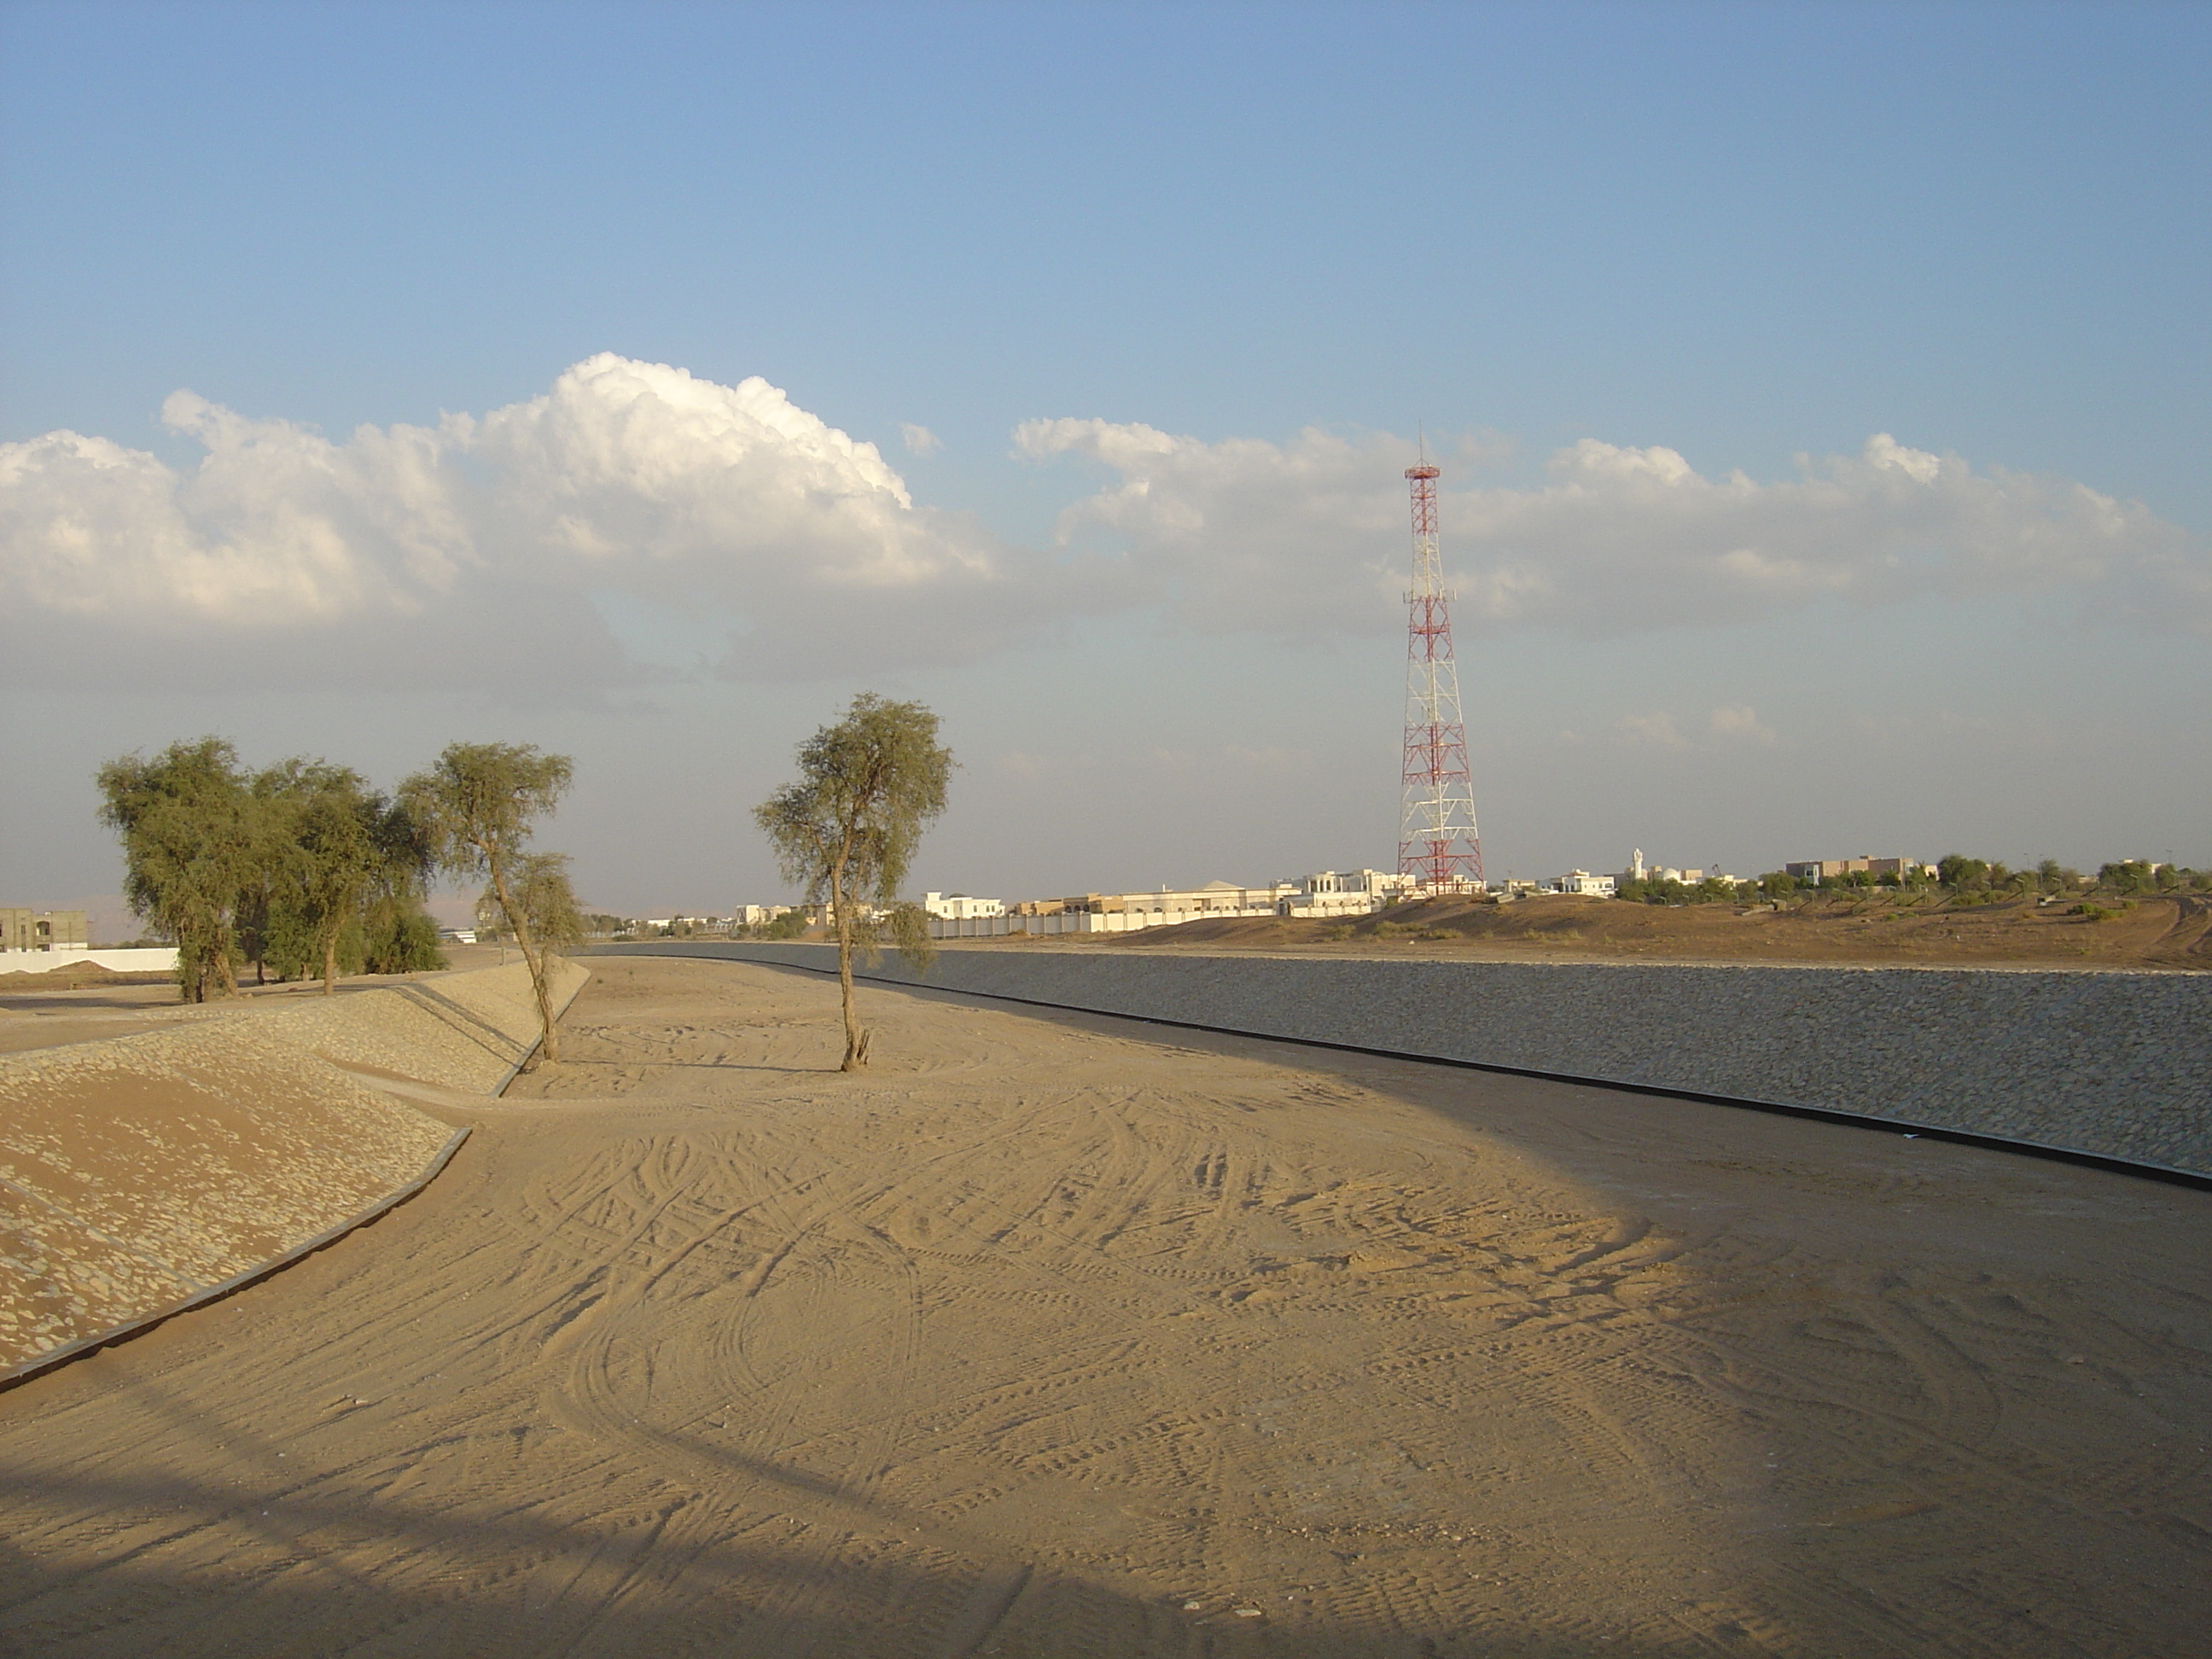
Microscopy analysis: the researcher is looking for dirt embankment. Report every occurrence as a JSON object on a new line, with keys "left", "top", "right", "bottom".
{"left": 0, "top": 965, "right": 173, "bottom": 992}
{"left": 1095, "top": 891, "right": 2212, "bottom": 970}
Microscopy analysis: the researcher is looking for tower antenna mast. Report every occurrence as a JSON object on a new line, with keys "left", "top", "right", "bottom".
{"left": 1398, "top": 456, "right": 1484, "bottom": 891}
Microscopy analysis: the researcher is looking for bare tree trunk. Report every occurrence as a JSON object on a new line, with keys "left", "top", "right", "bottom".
{"left": 486, "top": 850, "right": 559, "bottom": 1067}
{"left": 830, "top": 857, "right": 865, "bottom": 1071}
{"left": 321, "top": 924, "right": 340, "bottom": 996}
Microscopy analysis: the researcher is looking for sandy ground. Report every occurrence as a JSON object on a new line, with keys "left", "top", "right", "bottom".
{"left": 0, "top": 956, "right": 2205, "bottom": 1656}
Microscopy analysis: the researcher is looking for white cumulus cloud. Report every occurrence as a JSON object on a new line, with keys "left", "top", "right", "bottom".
{"left": 1018, "top": 420, "right": 2211, "bottom": 637}
{"left": 1707, "top": 704, "right": 1777, "bottom": 745}
{"left": 6, "top": 364, "right": 2203, "bottom": 694}
{"left": 1616, "top": 711, "right": 1691, "bottom": 751}
{"left": 0, "top": 354, "right": 1030, "bottom": 684}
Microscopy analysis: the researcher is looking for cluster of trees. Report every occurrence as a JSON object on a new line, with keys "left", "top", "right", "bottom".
{"left": 1614, "top": 874, "right": 1749, "bottom": 905}
{"left": 98, "top": 739, "right": 584, "bottom": 1066}
{"left": 2088, "top": 859, "right": 2203, "bottom": 895}
{"left": 747, "top": 908, "right": 814, "bottom": 941}
{"left": 97, "top": 739, "right": 444, "bottom": 1001}
{"left": 98, "top": 701, "right": 959, "bottom": 1074}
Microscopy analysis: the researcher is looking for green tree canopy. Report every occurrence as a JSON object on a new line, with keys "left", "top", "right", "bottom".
{"left": 275, "top": 763, "right": 392, "bottom": 993}
{"left": 754, "top": 694, "right": 953, "bottom": 1071}
{"left": 1937, "top": 854, "right": 1989, "bottom": 892}
{"left": 510, "top": 852, "right": 587, "bottom": 960}
{"left": 96, "top": 737, "right": 259, "bottom": 1002}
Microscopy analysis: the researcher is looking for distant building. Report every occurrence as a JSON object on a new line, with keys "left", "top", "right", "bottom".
{"left": 930, "top": 877, "right": 1307, "bottom": 939}
{"left": 1091, "top": 880, "right": 1296, "bottom": 917}
{"left": 1784, "top": 856, "right": 1936, "bottom": 884}
{"left": 799, "top": 901, "right": 886, "bottom": 927}
{"left": 923, "top": 892, "right": 1006, "bottom": 921}
{"left": 1280, "top": 869, "right": 1415, "bottom": 918}
{"left": 1785, "top": 859, "right": 1860, "bottom": 882}
{"left": 1620, "top": 851, "right": 1720, "bottom": 887}
{"left": 1, "top": 909, "right": 86, "bottom": 952}
{"left": 1554, "top": 870, "right": 1617, "bottom": 897}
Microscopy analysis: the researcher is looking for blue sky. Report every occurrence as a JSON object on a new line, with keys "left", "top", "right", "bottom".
{"left": 3, "top": 1, "right": 2208, "bottom": 917}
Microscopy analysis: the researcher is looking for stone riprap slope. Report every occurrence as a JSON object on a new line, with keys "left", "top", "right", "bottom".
{"left": 608, "top": 942, "right": 2212, "bottom": 1177}
{"left": 0, "top": 958, "right": 586, "bottom": 1378}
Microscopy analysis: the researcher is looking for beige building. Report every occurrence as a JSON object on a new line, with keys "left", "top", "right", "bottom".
{"left": 1784, "top": 857, "right": 1937, "bottom": 883}
{"left": 2, "top": 909, "right": 87, "bottom": 952}
{"left": 924, "top": 892, "right": 1006, "bottom": 921}
{"left": 1007, "top": 882, "right": 1295, "bottom": 920}
{"left": 935, "top": 879, "right": 1300, "bottom": 940}
{"left": 1279, "top": 869, "right": 1417, "bottom": 917}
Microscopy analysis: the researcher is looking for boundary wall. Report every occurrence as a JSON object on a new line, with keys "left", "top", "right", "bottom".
{"left": 0, "top": 958, "right": 588, "bottom": 1385}
{"left": 602, "top": 941, "right": 2212, "bottom": 1180}
{"left": 928, "top": 910, "right": 1278, "bottom": 939}
{"left": 1, "top": 948, "right": 180, "bottom": 975}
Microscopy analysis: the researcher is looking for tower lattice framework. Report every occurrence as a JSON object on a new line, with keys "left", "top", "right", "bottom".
{"left": 1398, "top": 461, "right": 1484, "bottom": 890}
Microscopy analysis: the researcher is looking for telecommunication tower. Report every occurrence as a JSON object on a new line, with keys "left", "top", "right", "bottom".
{"left": 1398, "top": 457, "right": 1484, "bottom": 890}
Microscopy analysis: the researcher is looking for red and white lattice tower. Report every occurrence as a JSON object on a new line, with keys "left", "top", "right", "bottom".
{"left": 1398, "top": 459, "right": 1484, "bottom": 890}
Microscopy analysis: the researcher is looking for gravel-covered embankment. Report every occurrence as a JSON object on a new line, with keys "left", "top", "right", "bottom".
{"left": 0, "top": 958, "right": 588, "bottom": 1382}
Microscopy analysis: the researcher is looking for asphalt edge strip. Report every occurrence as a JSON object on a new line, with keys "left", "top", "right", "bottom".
{"left": 607, "top": 944, "right": 2212, "bottom": 1196}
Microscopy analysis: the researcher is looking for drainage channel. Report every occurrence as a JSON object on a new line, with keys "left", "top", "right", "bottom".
{"left": 598, "top": 942, "right": 2212, "bottom": 1196}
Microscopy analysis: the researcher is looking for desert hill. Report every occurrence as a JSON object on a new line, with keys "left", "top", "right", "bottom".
{"left": 1092, "top": 890, "right": 2212, "bottom": 971}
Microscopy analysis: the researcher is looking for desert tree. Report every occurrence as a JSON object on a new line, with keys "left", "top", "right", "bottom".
{"left": 510, "top": 852, "right": 587, "bottom": 961}
{"left": 237, "top": 760, "right": 440, "bottom": 990}
{"left": 359, "top": 796, "right": 445, "bottom": 974}
{"left": 96, "top": 737, "right": 260, "bottom": 1002}
{"left": 754, "top": 693, "right": 952, "bottom": 1071}
{"left": 1937, "top": 854, "right": 1990, "bottom": 894}
{"left": 233, "top": 760, "right": 307, "bottom": 984}
{"left": 400, "top": 742, "right": 574, "bottom": 1065}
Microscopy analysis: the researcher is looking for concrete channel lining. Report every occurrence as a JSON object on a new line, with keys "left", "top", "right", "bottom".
{"left": 0, "top": 957, "right": 590, "bottom": 1388}
{"left": 598, "top": 940, "right": 2212, "bottom": 1185}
